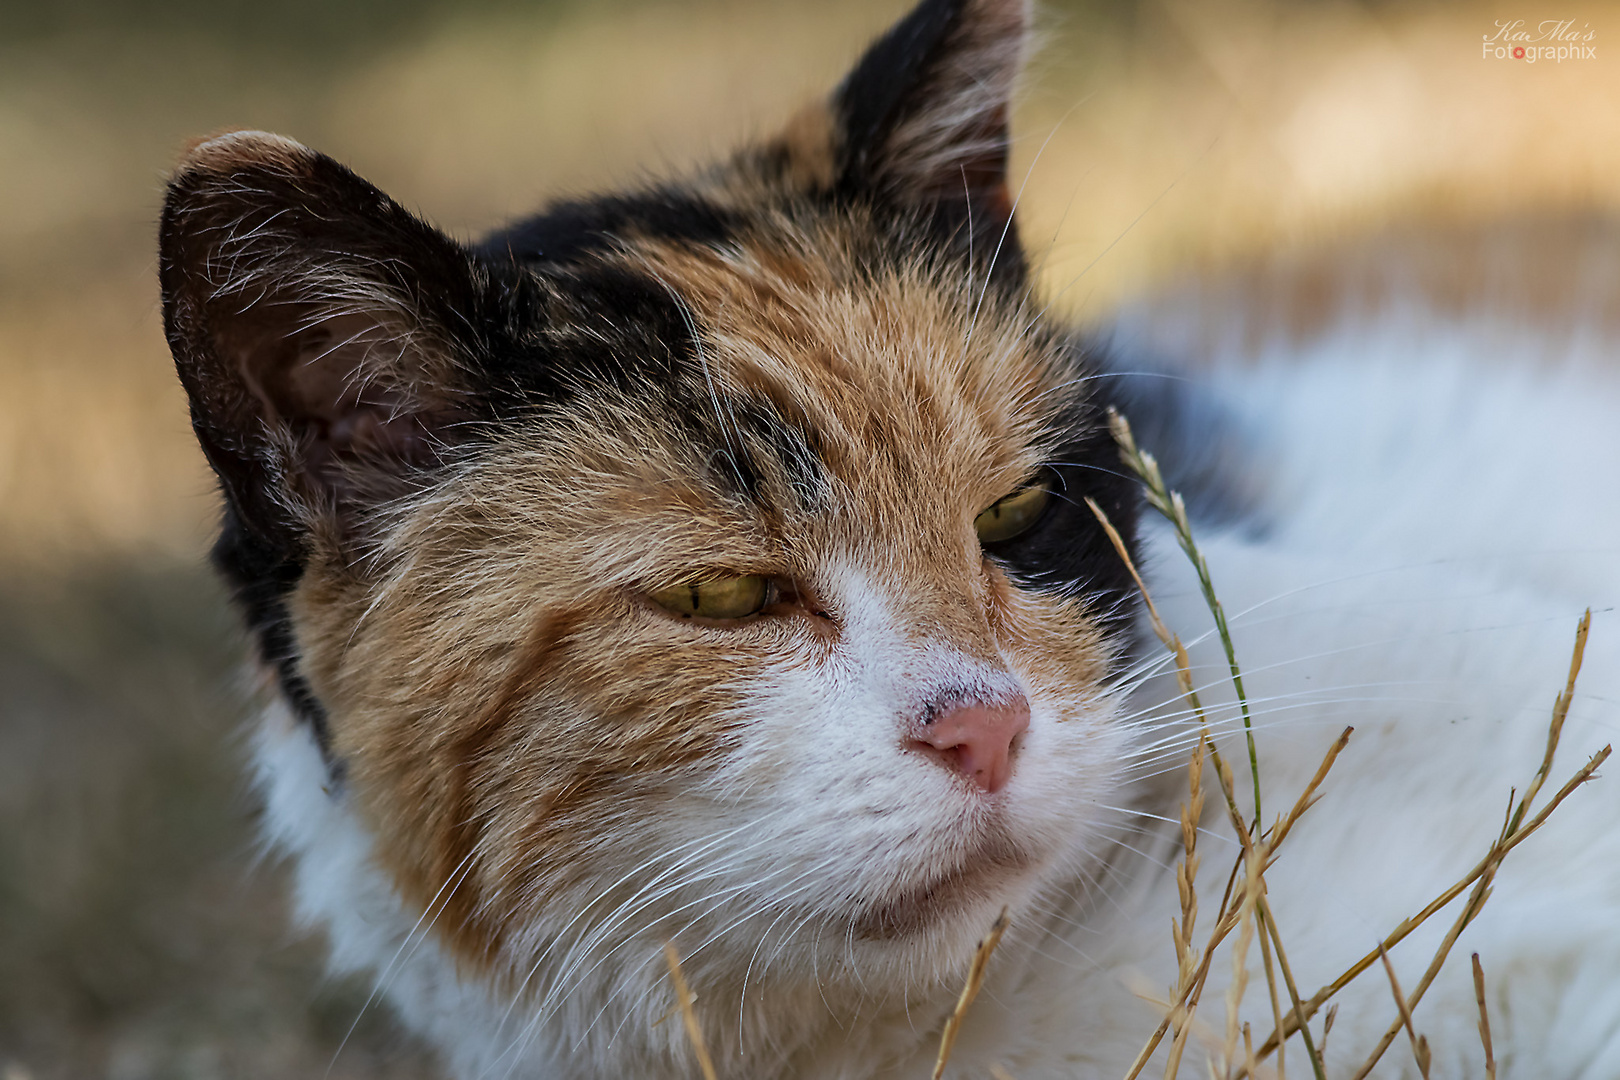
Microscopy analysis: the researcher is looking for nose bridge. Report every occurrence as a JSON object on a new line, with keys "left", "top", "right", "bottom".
{"left": 836, "top": 556, "right": 1033, "bottom": 795}
{"left": 876, "top": 584, "right": 1028, "bottom": 719}
{"left": 896, "top": 571, "right": 1005, "bottom": 670}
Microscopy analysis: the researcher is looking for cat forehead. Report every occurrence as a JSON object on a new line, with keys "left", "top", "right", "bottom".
{"left": 410, "top": 228, "right": 1082, "bottom": 591}
{"left": 501, "top": 224, "right": 1073, "bottom": 517}
{"left": 480, "top": 151, "right": 1054, "bottom": 438}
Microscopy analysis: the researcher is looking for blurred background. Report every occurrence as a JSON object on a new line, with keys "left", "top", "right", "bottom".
{"left": 0, "top": 0, "right": 1613, "bottom": 1076}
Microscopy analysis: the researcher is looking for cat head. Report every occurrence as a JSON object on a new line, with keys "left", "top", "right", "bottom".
{"left": 161, "top": 0, "right": 1141, "bottom": 1020}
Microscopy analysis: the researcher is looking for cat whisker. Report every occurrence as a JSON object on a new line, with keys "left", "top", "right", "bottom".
{"left": 964, "top": 100, "right": 1078, "bottom": 356}
{"left": 485, "top": 819, "right": 769, "bottom": 1055}
{"left": 325, "top": 848, "right": 481, "bottom": 1079}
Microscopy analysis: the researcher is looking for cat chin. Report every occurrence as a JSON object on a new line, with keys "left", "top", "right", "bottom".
{"left": 849, "top": 833, "right": 1032, "bottom": 941}
{"left": 661, "top": 736, "right": 1116, "bottom": 971}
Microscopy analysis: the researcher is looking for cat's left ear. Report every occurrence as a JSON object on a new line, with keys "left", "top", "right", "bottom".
{"left": 773, "top": 0, "right": 1027, "bottom": 238}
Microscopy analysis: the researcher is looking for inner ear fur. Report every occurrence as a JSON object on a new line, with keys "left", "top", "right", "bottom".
{"left": 160, "top": 131, "right": 495, "bottom": 557}
{"left": 821, "top": 0, "right": 1028, "bottom": 244}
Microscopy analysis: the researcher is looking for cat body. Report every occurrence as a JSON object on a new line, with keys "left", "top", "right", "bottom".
{"left": 158, "top": 0, "right": 1620, "bottom": 1075}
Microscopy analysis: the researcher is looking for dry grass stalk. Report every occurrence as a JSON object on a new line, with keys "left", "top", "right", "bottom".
{"left": 1122, "top": 866, "right": 1246, "bottom": 1080}
{"left": 661, "top": 941, "right": 719, "bottom": 1080}
{"left": 1255, "top": 740, "right": 1609, "bottom": 1060}
{"left": 1094, "top": 487, "right": 1250, "bottom": 1080}
{"left": 1267, "top": 729, "right": 1352, "bottom": 855}
{"left": 1513, "top": 609, "right": 1591, "bottom": 832}
{"left": 1471, "top": 954, "right": 1495, "bottom": 1080}
{"left": 989, "top": 1065, "right": 1018, "bottom": 1080}
{"left": 1211, "top": 754, "right": 1329, "bottom": 1080}
{"left": 1162, "top": 989, "right": 1198, "bottom": 1079}
{"left": 1167, "top": 737, "right": 1207, "bottom": 1078}
{"left": 1108, "top": 410, "right": 1263, "bottom": 829}
{"left": 1092, "top": 490, "right": 1231, "bottom": 1080}
{"left": 1090, "top": 476, "right": 1339, "bottom": 1080}
{"left": 1084, "top": 497, "right": 1211, "bottom": 738}
{"left": 1254, "top": 912, "right": 1287, "bottom": 1080}
{"left": 1107, "top": 413, "right": 1328, "bottom": 1078}
{"left": 1178, "top": 739, "right": 1206, "bottom": 969}
{"left": 1249, "top": 727, "right": 1353, "bottom": 1080}
{"left": 1252, "top": 612, "right": 1608, "bottom": 1066}
{"left": 1253, "top": 898, "right": 1326, "bottom": 1080}
{"left": 1221, "top": 847, "right": 1262, "bottom": 1079}
{"left": 931, "top": 908, "right": 1010, "bottom": 1080}
{"left": 1089, "top": 489, "right": 1254, "bottom": 854}
{"left": 1348, "top": 865, "right": 1496, "bottom": 1078}
{"left": 1100, "top": 420, "right": 1603, "bottom": 1080}
{"left": 1376, "top": 946, "right": 1431, "bottom": 1079}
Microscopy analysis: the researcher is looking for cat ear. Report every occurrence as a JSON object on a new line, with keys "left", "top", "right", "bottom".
{"left": 160, "top": 131, "right": 504, "bottom": 558}
{"left": 802, "top": 0, "right": 1027, "bottom": 233}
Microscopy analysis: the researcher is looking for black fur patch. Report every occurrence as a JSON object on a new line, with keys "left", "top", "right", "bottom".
{"left": 479, "top": 190, "right": 739, "bottom": 267}
{"left": 833, "top": 0, "right": 962, "bottom": 188}
{"left": 827, "top": 0, "right": 1023, "bottom": 289}
{"left": 461, "top": 261, "right": 703, "bottom": 419}
{"left": 979, "top": 371, "right": 1142, "bottom": 653}
{"left": 210, "top": 514, "right": 336, "bottom": 764}
{"left": 698, "top": 393, "right": 828, "bottom": 512}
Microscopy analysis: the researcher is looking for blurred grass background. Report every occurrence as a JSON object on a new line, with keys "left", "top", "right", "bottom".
{"left": 0, "top": 1, "right": 1613, "bottom": 1076}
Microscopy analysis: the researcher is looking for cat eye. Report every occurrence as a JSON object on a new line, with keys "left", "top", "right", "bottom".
{"left": 649, "top": 574, "right": 772, "bottom": 620}
{"left": 974, "top": 481, "right": 1052, "bottom": 544}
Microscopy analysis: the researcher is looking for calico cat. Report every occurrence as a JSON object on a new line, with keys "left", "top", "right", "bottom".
{"left": 158, "top": 0, "right": 1620, "bottom": 1076}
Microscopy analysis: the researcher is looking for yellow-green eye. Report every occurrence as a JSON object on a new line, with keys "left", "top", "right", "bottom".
{"left": 649, "top": 575, "right": 771, "bottom": 620}
{"left": 974, "top": 481, "right": 1051, "bottom": 544}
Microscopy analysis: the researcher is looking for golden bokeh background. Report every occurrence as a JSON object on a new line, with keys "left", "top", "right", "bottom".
{"left": 0, "top": 0, "right": 1613, "bottom": 1075}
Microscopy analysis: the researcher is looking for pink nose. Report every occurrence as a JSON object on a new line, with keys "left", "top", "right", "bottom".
{"left": 908, "top": 697, "right": 1031, "bottom": 794}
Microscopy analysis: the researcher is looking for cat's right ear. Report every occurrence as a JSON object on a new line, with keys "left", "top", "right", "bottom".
{"left": 160, "top": 132, "right": 509, "bottom": 562}
{"left": 765, "top": 0, "right": 1028, "bottom": 249}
